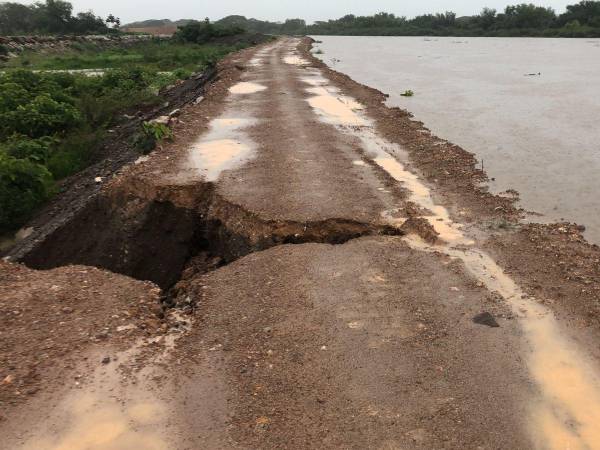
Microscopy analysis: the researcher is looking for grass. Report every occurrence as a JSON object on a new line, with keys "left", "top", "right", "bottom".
{"left": 1, "top": 40, "right": 245, "bottom": 73}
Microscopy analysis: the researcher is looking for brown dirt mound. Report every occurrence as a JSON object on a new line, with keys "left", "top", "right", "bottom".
{"left": 0, "top": 261, "right": 163, "bottom": 414}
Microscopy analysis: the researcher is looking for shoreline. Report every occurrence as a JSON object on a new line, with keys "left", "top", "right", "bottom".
{"left": 299, "top": 36, "right": 600, "bottom": 343}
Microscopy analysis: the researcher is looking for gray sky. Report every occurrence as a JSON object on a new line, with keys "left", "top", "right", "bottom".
{"left": 14, "top": 0, "right": 574, "bottom": 24}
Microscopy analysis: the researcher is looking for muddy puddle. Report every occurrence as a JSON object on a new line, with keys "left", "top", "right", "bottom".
{"left": 17, "top": 311, "right": 191, "bottom": 450}
{"left": 229, "top": 81, "right": 267, "bottom": 95}
{"left": 20, "top": 348, "right": 170, "bottom": 450}
{"left": 301, "top": 77, "right": 367, "bottom": 127}
{"left": 313, "top": 36, "right": 600, "bottom": 244}
{"left": 187, "top": 117, "right": 256, "bottom": 181}
{"left": 299, "top": 60, "right": 600, "bottom": 450}
{"left": 283, "top": 53, "right": 310, "bottom": 66}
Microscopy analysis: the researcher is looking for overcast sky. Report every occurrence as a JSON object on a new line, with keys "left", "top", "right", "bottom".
{"left": 14, "top": 0, "right": 574, "bottom": 24}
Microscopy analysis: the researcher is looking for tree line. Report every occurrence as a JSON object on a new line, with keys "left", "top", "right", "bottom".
{"left": 0, "top": 0, "right": 120, "bottom": 36}
{"left": 216, "top": 1, "right": 600, "bottom": 37}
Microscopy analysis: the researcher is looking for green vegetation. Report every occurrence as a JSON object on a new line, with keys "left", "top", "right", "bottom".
{"left": 401, "top": 90, "right": 414, "bottom": 97}
{"left": 3, "top": 39, "right": 239, "bottom": 73}
{"left": 0, "top": 68, "right": 162, "bottom": 231}
{"left": 306, "top": 1, "right": 600, "bottom": 37}
{"left": 0, "top": 0, "right": 118, "bottom": 35}
{"left": 0, "top": 36, "right": 249, "bottom": 233}
{"left": 174, "top": 19, "right": 245, "bottom": 44}
{"left": 123, "top": 19, "right": 194, "bottom": 29}
{"left": 207, "top": 1, "right": 600, "bottom": 37}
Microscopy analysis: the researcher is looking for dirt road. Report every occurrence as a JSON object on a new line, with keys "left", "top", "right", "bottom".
{"left": 4, "top": 37, "right": 600, "bottom": 449}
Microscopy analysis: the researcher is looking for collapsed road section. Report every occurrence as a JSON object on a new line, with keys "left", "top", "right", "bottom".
{"left": 4, "top": 37, "right": 600, "bottom": 450}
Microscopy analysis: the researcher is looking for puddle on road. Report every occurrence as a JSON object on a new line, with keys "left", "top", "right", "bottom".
{"left": 300, "top": 75, "right": 328, "bottom": 87}
{"left": 19, "top": 313, "right": 192, "bottom": 450}
{"left": 305, "top": 86, "right": 367, "bottom": 127}
{"left": 21, "top": 347, "right": 170, "bottom": 450}
{"left": 187, "top": 117, "right": 256, "bottom": 181}
{"left": 301, "top": 60, "right": 600, "bottom": 450}
{"left": 190, "top": 139, "right": 251, "bottom": 181}
{"left": 283, "top": 54, "right": 310, "bottom": 66}
{"left": 229, "top": 81, "right": 267, "bottom": 94}
{"left": 249, "top": 57, "right": 263, "bottom": 67}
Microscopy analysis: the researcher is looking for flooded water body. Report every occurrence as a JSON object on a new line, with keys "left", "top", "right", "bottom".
{"left": 313, "top": 36, "right": 600, "bottom": 243}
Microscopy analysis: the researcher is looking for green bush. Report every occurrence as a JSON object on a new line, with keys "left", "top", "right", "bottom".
{"left": 0, "top": 152, "right": 54, "bottom": 233}
{"left": 0, "top": 39, "right": 241, "bottom": 233}
{"left": 1, "top": 136, "right": 56, "bottom": 163}
{"left": 174, "top": 20, "right": 245, "bottom": 44}
{"left": 2, "top": 94, "right": 80, "bottom": 138}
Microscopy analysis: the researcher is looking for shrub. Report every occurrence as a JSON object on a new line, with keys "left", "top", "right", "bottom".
{"left": 142, "top": 121, "right": 172, "bottom": 140}
{"left": 174, "top": 20, "right": 245, "bottom": 44}
{"left": 1, "top": 94, "right": 81, "bottom": 138}
{"left": 1, "top": 135, "right": 56, "bottom": 163}
{"left": 134, "top": 121, "right": 173, "bottom": 154}
{"left": 0, "top": 152, "right": 54, "bottom": 232}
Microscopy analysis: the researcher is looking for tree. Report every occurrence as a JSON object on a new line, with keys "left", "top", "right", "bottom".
{"left": 0, "top": 0, "right": 110, "bottom": 35}
{"left": 75, "top": 11, "right": 107, "bottom": 34}
{"left": 502, "top": 3, "right": 556, "bottom": 29}
{"left": 478, "top": 8, "right": 498, "bottom": 30}
{"left": 0, "top": 3, "right": 37, "bottom": 35}
{"left": 106, "top": 14, "right": 121, "bottom": 29}
{"left": 34, "top": 0, "right": 74, "bottom": 33}
{"left": 558, "top": 0, "right": 600, "bottom": 25}
{"left": 281, "top": 19, "right": 306, "bottom": 34}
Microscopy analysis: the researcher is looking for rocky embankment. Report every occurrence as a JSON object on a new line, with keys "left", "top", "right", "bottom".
{"left": 0, "top": 34, "right": 157, "bottom": 60}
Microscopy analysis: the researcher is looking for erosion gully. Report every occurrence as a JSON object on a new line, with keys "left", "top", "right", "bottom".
{"left": 3, "top": 37, "right": 600, "bottom": 450}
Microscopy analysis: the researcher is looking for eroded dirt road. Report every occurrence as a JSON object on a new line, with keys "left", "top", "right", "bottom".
{"left": 4, "top": 37, "right": 600, "bottom": 450}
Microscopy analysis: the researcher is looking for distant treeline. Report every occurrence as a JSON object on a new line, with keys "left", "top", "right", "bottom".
{"left": 0, "top": 0, "right": 120, "bottom": 36}
{"left": 214, "top": 1, "right": 600, "bottom": 37}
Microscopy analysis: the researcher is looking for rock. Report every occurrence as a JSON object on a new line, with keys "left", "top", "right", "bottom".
{"left": 15, "top": 227, "right": 34, "bottom": 240}
{"left": 61, "top": 306, "right": 74, "bottom": 314}
{"left": 168, "top": 109, "right": 181, "bottom": 118}
{"left": 150, "top": 116, "right": 170, "bottom": 126}
{"left": 101, "top": 356, "right": 111, "bottom": 365}
{"left": 473, "top": 312, "right": 500, "bottom": 328}
{"left": 96, "top": 330, "right": 109, "bottom": 340}
{"left": 2, "top": 375, "right": 14, "bottom": 385}
{"left": 94, "top": 177, "right": 103, "bottom": 184}
{"left": 151, "top": 304, "right": 165, "bottom": 319}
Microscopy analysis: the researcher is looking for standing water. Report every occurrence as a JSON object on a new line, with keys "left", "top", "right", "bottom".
{"left": 312, "top": 36, "right": 600, "bottom": 243}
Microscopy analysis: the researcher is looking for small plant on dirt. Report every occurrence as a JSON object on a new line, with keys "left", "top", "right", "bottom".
{"left": 142, "top": 121, "right": 173, "bottom": 141}
{"left": 136, "top": 121, "right": 173, "bottom": 154}
{"left": 401, "top": 90, "right": 414, "bottom": 97}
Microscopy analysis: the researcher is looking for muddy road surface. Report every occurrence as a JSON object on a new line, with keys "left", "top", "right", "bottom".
{"left": 3, "top": 37, "right": 600, "bottom": 450}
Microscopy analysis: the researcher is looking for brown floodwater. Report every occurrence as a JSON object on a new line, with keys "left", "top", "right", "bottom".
{"left": 313, "top": 36, "right": 600, "bottom": 243}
